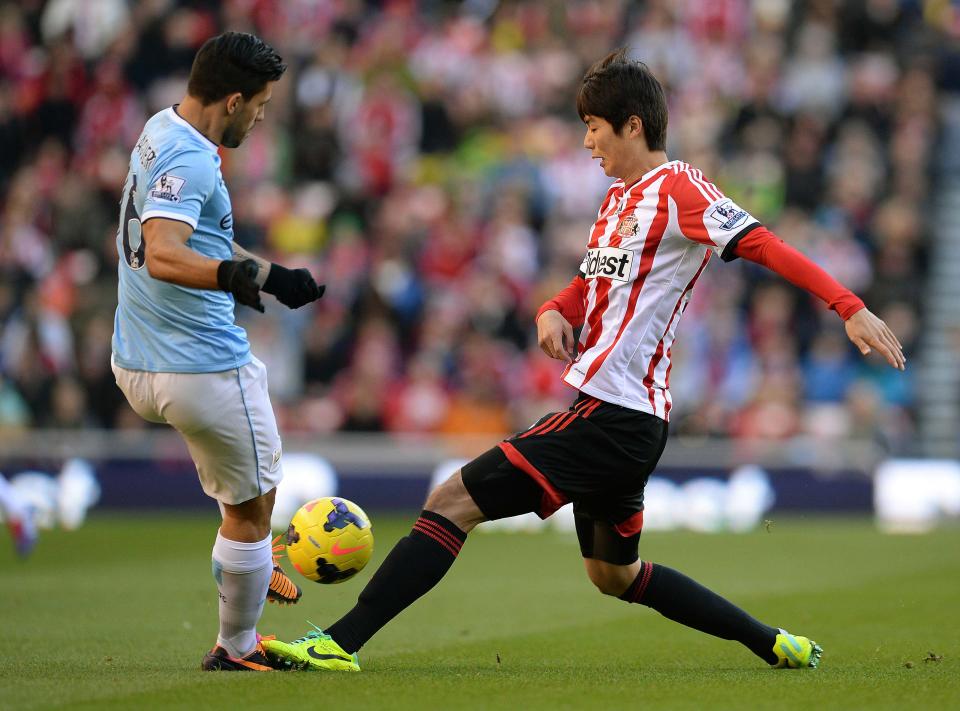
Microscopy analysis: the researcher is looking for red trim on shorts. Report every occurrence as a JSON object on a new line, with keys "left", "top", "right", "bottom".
{"left": 498, "top": 441, "right": 569, "bottom": 518}
{"left": 545, "top": 411, "right": 578, "bottom": 434}
{"left": 519, "top": 412, "right": 567, "bottom": 439}
{"left": 580, "top": 398, "right": 603, "bottom": 418}
{"left": 614, "top": 510, "right": 644, "bottom": 537}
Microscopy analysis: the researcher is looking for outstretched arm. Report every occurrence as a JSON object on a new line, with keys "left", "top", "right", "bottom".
{"left": 732, "top": 227, "right": 905, "bottom": 370}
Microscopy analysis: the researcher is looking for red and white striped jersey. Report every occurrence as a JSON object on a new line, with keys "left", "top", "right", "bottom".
{"left": 562, "top": 160, "right": 760, "bottom": 420}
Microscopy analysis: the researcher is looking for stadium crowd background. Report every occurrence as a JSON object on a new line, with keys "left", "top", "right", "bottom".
{"left": 0, "top": 0, "right": 952, "bottom": 455}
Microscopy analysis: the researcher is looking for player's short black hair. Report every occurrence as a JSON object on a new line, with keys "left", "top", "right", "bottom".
{"left": 576, "top": 48, "right": 668, "bottom": 151}
{"left": 187, "top": 32, "right": 286, "bottom": 105}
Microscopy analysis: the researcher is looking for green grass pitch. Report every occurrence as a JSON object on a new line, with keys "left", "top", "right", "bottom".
{"left": 2, "top": 513, "right": 958, "bottom": 710}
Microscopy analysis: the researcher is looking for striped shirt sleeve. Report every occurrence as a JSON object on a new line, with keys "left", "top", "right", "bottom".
{"left": 670, "top": 167, "right": 761, "bottom": 259}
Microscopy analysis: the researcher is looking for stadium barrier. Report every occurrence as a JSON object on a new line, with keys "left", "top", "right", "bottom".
{"left": 5, "top": 431, "right": 960, "bottom": 532}
{"left": 0, "top": 430, "right": 878, "bottom": 517}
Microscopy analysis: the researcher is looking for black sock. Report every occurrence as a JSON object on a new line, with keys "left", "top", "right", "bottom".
{"left": 326, "top": 510, "right": 467, "bottom": 654}
{"left": 620, "top": 561, "right": 779, "bottom": 664}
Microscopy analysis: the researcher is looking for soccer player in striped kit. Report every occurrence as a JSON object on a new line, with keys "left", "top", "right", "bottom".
{"left": 266, "top": 49, "right": 905, "bottom": 672}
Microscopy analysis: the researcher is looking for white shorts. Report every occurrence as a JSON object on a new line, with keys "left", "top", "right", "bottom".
{"left": 112, "top": 356, "right": 283, "bottom": 505}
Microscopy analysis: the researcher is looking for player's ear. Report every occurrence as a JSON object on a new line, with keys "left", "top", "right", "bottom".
{"left": 628, "top": 115, "right": 644, "bottom": 140}
{"left": 225, "top": 92, "right": 244, "bottom": 115}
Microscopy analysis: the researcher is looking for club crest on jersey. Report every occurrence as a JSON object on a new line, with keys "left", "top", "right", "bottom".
{"left": 149, "top": 173, "right": 186, "bottom": 203}
{"left": 708, "top": 200, "right": 748, "bottom": 231}
{"left": 617, "top": 215, "right": 639, "bottom": 237}
{"left": 583, "top": 246, "right": 633, "bottom": 282}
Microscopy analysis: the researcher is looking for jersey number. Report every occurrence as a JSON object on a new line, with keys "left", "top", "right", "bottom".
{"left": 119, "top": 174, "right": 146, "bottom": 270}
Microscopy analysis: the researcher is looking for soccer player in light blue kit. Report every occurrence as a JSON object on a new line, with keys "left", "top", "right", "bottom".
{"left": 111, "top": 32, "right": 322, "bottom": 671}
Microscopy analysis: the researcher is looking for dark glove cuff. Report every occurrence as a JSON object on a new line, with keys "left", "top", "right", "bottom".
{"left": 216, "top": 260, "right": 234, "bottom": 292}
{"left": 262, "top": 262, "right": 289, "bottom": 296}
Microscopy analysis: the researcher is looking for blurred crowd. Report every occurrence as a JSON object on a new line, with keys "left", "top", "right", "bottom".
{"left": 0, "top": 0, "right": 954, "bottom": 453}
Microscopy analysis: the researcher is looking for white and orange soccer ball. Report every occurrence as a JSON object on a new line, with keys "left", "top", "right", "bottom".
{"left": 285, "top": 497, "right": 374, "bottom": 584}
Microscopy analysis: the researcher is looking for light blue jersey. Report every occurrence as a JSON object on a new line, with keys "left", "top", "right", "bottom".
{"left": 112, "top": 107, "right": 251, "bottom": 373}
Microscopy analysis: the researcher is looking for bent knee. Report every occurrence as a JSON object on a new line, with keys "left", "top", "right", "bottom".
{"left": 584, "top": 560, "right": 637, "bottom": 597}
{"left": 590, "top": 575, "right": 630, "bottom": 597}
{"left": 424, "top": 471, "right": 485, "bottom": 532}
{"left": 424, "top": 475, "right": 460, "bottom": 510}
{"left": 222, "top": 489, "right": 276, "bottom": 536}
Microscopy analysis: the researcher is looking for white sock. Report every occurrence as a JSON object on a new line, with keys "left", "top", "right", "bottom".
{"left": 211, "top": 531, "right": 272, "bottom": 658}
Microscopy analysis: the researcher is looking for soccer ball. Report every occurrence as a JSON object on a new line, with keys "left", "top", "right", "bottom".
{"left": 285, "top": 497, "right": 374, "bottom": 584}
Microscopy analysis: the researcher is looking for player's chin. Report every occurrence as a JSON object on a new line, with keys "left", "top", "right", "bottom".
{"left": 221, "top": 129, "right": 249, "bottom": 149}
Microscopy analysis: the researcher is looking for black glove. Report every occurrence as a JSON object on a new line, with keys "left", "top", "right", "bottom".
{"left": 263, "top": 263, "right": 325, "bottom": 309}
{"left": 217, "top": 259, "right": 264, "bottom": 313}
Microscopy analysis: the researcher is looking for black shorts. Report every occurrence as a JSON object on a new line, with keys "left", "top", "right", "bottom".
{"left": 461, "top": 393, "right": 668, "bottom": 565}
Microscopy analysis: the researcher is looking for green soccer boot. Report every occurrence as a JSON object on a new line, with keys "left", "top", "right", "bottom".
{"left": 262, "top": 623, "right": 360, "bottom": 672}
{"left": 772, "top": 629, "right": 823, "bottom": 669}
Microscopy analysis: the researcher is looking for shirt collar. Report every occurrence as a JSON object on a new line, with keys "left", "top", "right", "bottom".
{"left": 168, "top": 105, "right": 219, "bottom": 151}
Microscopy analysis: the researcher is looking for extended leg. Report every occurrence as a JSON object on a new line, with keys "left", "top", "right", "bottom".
{"left": 588, "top": 556, "right": 781, "bottom": 663}
{"left": 577, "top": 515, "right": 810, "bottom": 666}
{"left": 263, "top": 446, "right": 547, "bottom": 670}
{"left": 325, "top": 471, "right": 482, "bottom": 653}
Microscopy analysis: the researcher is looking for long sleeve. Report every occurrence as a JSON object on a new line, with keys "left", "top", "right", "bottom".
{"left": 536, "top": 274, "right": 587, "bottom": 328}
{"left": 732, "top": 226, "right": 865, "bottom": 320}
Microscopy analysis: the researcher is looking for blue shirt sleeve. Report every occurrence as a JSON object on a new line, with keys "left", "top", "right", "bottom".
{"left": 140, "top": 146, "right": 216, "bottom": 230}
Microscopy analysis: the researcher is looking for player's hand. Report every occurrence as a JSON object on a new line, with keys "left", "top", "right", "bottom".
{"left": 217, "top": 259, "right": 265, "bottom": 312}
{"left": 845, "top": 307, "right": 905, "bottom": 370}
{"left": 537, "top": 309, "right": 575, "bottom": 362}
{"left": 263, "top": 263, "right": 325, "bottom": 309}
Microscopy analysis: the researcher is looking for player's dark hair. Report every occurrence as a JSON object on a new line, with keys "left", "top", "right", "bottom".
{"left": 577, "top": 48, "right": 668, "bottom": 151}
{"left": 187, "top": 32, "right": 286, "bottom": 105}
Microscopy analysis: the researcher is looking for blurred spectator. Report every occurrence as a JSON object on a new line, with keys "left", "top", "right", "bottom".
{"left": 0, "top": 0, "right": 942, "bottom": 451}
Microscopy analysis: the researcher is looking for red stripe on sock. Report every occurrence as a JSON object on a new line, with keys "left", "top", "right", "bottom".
{"left": 412, "top": 521, "right": 459, "bottom": 552}
{"left": 633, "top": 561, "right": 654, "bottom": 603}
{"left": 413, "top": 518, "right": 463, "bottom": 554}
{"left": 412, "top": 522, "right": 459, "bottom": 557}
{"left": 412, "top": 521, "right": 462, "bottom": 556}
